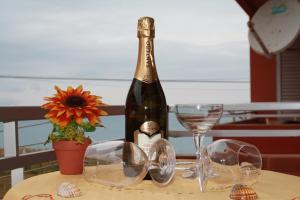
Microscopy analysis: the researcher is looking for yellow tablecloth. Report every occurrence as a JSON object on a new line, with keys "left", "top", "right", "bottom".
{"left": 4, "top": 170, "right": 300, "bottom": 200}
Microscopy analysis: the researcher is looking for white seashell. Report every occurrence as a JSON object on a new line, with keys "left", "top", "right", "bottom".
{"left": 57, "top": 182, "right": 81, "bottom": 198}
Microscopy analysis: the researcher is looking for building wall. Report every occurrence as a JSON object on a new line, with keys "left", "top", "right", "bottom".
{"left": 250, "top": 49, "right": 277, "bottom": 102}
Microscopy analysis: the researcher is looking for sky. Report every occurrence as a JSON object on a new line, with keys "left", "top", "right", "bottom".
{"left": 0, "top": 0, "right": 250, "bottom": 105}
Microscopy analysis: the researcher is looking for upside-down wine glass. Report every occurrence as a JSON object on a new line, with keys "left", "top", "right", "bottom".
{"left": 174, "top": 104, "right": 223, "bottom": 192}
{"left": 83, "top": 138, "right": 176, "bottom": 187}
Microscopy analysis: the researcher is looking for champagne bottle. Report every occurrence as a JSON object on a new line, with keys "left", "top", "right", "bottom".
{"left": 125, "top": 17, "right": 168, "bottom": 157}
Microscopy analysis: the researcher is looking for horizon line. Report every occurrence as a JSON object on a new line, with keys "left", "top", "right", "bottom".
{"left": 0, "top": 75, "right": 249, "bottom": 83}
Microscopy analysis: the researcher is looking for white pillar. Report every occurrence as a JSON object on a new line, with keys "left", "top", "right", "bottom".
{"left": 4, "top": 121, "right": 24, "bottom": 186}
{"left": 4, "top": 122, "right": 16, "bottom": 157}
{"left": 11, "top": 168, "right": 24, "bottom": 186}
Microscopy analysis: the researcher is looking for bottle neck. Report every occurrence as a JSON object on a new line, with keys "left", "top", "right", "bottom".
{"left": 134, "top": 37, "right": 158, "bottom": 83}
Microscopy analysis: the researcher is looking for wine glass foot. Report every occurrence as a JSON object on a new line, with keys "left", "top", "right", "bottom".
{"left": 148, "top": 139, "right": 176, "bottom": 186}
{"left": 175, "top": 162, "right": 197, "bottom": 179}
{"left": 181, "top": 171, "right": 197, "bottom": 179}
{"left": 181, "top": 169, "right": 197, "bottom": 179}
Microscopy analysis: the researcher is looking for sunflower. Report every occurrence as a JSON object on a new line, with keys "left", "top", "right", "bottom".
{"left": 42, "top": 85, "right": 107, "bottom": 128}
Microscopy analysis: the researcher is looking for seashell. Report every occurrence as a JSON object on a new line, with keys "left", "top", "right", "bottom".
{"left": 57, "top": 182, "right": 81, "bottom": 198}
{"left": 229, "top": 184, "right": 258, "bottom": 200}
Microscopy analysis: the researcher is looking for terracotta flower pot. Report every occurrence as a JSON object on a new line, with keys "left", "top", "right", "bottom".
{"left": 53, "top": 138, "right": 91, "bottom": 175}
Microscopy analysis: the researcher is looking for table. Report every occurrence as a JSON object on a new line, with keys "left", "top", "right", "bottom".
{"left": 4, "top": 170, "right": 300, "bottom": 200}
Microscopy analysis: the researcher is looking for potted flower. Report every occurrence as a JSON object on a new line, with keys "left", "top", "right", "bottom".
{"left": 42, "top": 85, "right": 107, "bottom": 175}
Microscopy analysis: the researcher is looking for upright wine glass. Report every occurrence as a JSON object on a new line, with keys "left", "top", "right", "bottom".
{"left": 174, "top": 104, "right": 223, "bottom": 192}
{"left": 83, "top": 139, "right": 176, "bottom": 187}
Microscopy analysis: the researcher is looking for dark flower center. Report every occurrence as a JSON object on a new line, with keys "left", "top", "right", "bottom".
{"left": 65, "top": 95, "right": 87, "bottom": 107}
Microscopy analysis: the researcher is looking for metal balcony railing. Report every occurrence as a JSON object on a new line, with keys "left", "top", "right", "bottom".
{"left": 0, "top": 103, "right": 300, "bottom": 190}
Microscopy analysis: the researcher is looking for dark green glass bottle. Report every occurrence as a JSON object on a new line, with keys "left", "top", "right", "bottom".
{"left": 125, "top": 17, "right": 168, "bottom": 158}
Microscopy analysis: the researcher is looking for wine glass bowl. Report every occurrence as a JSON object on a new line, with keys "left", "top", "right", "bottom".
{"left": 175, "top": 104, "right": 223, "bottom": 134}
{"left": 205, "top": 139, "right": 262, "bottom": 190}
{"left": 83, "top": 141, "right": 147, "bottom": 187}
{"left": 83, "top": 139, "right": 176, "bottom": 188}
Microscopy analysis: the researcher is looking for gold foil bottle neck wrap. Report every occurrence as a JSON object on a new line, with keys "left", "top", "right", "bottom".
{"left": 137, "top": 16, "right": 155, "bottom": 38}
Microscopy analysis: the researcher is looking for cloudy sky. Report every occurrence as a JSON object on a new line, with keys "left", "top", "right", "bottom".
{"left": 0, "top": 0, "right": 250, "bottom": 105}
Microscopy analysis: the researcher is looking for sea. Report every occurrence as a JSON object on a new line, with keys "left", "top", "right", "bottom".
{"left": 0, "top": 114, "right": 198, "bottom": 154}
{"left": 0, "top": 81, "right": 250, "bottom": 155}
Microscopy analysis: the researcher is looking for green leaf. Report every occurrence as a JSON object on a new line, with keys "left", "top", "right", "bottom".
{"left": 82, "top": 122, "right": 96, "bottom": 132}
{"left": 45, "top": 117, "right": 103, "bottom": 144}
{"left": 69, "top": 119, "right": 78, "bottom": 128}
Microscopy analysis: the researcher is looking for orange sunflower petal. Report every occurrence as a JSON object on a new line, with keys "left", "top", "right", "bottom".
{"left": 56, "top": 109, "right": 66, "bottom": 117}
{"left": 57, "top": 116, "right": 70, "bottom": 128}
{"left": 44, "top": 114, "right": 52, "bottom": 119}
{"left": 66, "top": 109, "right": 73, "bottom": 118}
{"left": 82, "top": 91, "right": 91, "bottom": 98}
{"left": 91, "top": 109, "right": 100, "bottom": 116}
{"left": 75, "top": 109, "right": 83, "bottom": 117}
{"left": 85, "top": 106, "right": 98, "bottom": 111}
{"left": 75, "top": 85, "right": 83, "bottom": 94}
{"left": 55, "top": 85, "right": 67, "bottom": 97}
{"left": 75, "top": 116, "right": 83, "bottom": 125}
{"left": 58, "top": 121, "right": 68, "bottom": 128}
{"left": 83, "top": 109, "right": 93, "bottom": 114}
{"left": 42, "top": 101, "right": 56, "bottom": 107}
{"left": 100, "top": 110, "right": 108, "bottom": 116}
{"left": 50, "top": 105, "right": 60, "bottom": 111}
{"left": 54, "top": 85, "right": 62, "bottom": 93}
{"left": 87, "top": 114, "right": 99, "bottom": 126}
{"left": 67, "top": 86, "right": 74, "bottom": 94}
{"left": 45, "top": 110, "right": 57, "bottom": 118}
{"left": 44, "top": 97, "right": 54, "bottom": 101}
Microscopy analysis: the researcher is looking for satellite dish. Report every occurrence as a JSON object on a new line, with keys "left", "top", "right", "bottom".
{"left": 248, "top": 0, "right": 300, "bottom": 56}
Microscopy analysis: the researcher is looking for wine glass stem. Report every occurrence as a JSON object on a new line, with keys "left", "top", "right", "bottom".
{"left": 193, "top": 133, "right": 207, "bottom": 192}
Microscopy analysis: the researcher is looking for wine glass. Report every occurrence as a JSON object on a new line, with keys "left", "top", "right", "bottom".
{"left": 83, "top": 138, "right": 176, "bottom": 187}
{"left": 174, "top": 104, "right": 223, "bottom": 192}
{"left": 205, "top": 139, "right": 262, "bottom": 190}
